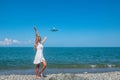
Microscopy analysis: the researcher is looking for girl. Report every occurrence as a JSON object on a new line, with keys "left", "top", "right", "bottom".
{"left": 33, "top": 27, "right": 47, "bottom": 79}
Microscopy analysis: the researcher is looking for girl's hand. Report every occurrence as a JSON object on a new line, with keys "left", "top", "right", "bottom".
{"left": 34, "top": 26, "right": 37, "bottom": 31}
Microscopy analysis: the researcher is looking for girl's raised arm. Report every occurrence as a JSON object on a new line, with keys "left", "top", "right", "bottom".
{"left": 34, "top": 27, "right": 39, "bottom": 37}
{"left": 41, "top": 36, "right": 47, "bottom": 44}
{"left": 34, "top": 27, "right": 39, "bottom": 49}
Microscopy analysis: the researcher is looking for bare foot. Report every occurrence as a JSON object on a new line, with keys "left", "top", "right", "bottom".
{"left": 39, "top": 72, "right": 43, "bottom": 77}
{"left": 36, "top": 76, "right": 40, "bottom": 79}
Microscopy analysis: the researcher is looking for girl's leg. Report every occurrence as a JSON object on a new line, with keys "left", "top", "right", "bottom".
{"left": 40, "top": 60, "right": 47, "bottom": 76}
{"left": 36, "top": 64, "right": 40, "bottom": 78}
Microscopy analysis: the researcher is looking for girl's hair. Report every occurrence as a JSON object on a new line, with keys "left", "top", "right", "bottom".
{"left": 35, "top": 36, "right": 41, "bottom": 44}
{"left": 38, "top": 36, "right": 41, "bottom": 42}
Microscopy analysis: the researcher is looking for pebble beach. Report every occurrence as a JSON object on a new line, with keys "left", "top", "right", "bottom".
{"left": 0, "top": 71, "right": 120, "bottom": 80}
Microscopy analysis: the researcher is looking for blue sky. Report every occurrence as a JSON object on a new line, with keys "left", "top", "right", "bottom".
{"left": 0, "top": 0, "right": 120, "bottom": 47}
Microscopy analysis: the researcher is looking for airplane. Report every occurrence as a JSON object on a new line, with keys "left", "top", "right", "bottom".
{"left": 50, "top": 27, "right": 58, "bottom": 32}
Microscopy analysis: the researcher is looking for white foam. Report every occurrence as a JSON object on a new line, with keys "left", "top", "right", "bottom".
{"left": 107, "top": 64, "right": 115, "bottom": 68}
{"left": 108, "top": 64, "right": 112, "bottom": 68}
{"left": 90, "top": 65, "right": 96, "bottom": 68}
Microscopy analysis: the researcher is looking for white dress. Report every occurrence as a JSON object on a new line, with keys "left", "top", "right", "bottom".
{"left": 33, "top": 42, "right": 45, "bottom": 64}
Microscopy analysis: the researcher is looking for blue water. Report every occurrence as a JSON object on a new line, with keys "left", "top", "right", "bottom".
{"left": 0, "top": 47, "right": 120, "bottom": 70}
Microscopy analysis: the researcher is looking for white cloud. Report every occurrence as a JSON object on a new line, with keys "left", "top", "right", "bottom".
{"left": 22, "top": 40, "right": 34, "bottom": 44}
{"left": 4, "top": 38, "right": 12, "bottom": 45}
{"left": 0, "top": 38, "right": 11, "bottom": 45}
{"left": 12, "top": 39, "right": 20, "bottom": 44}
{"left": 0, "top": 38, "right": 20, "bottom": 46}
{"left": 0, "top": 38, "right": 33, "bottom": 46}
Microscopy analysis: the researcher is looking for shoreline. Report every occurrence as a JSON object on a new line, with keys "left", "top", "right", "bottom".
{"left": 0, "top": 71, "right": 120, "bottom": 80}
{"left": 0, "top": 68, "right": 120, "bottom": 75}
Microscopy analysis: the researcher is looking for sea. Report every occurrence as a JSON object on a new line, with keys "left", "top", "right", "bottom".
{"left": 0, "top": 47, "right": 120, "bottom": 74}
